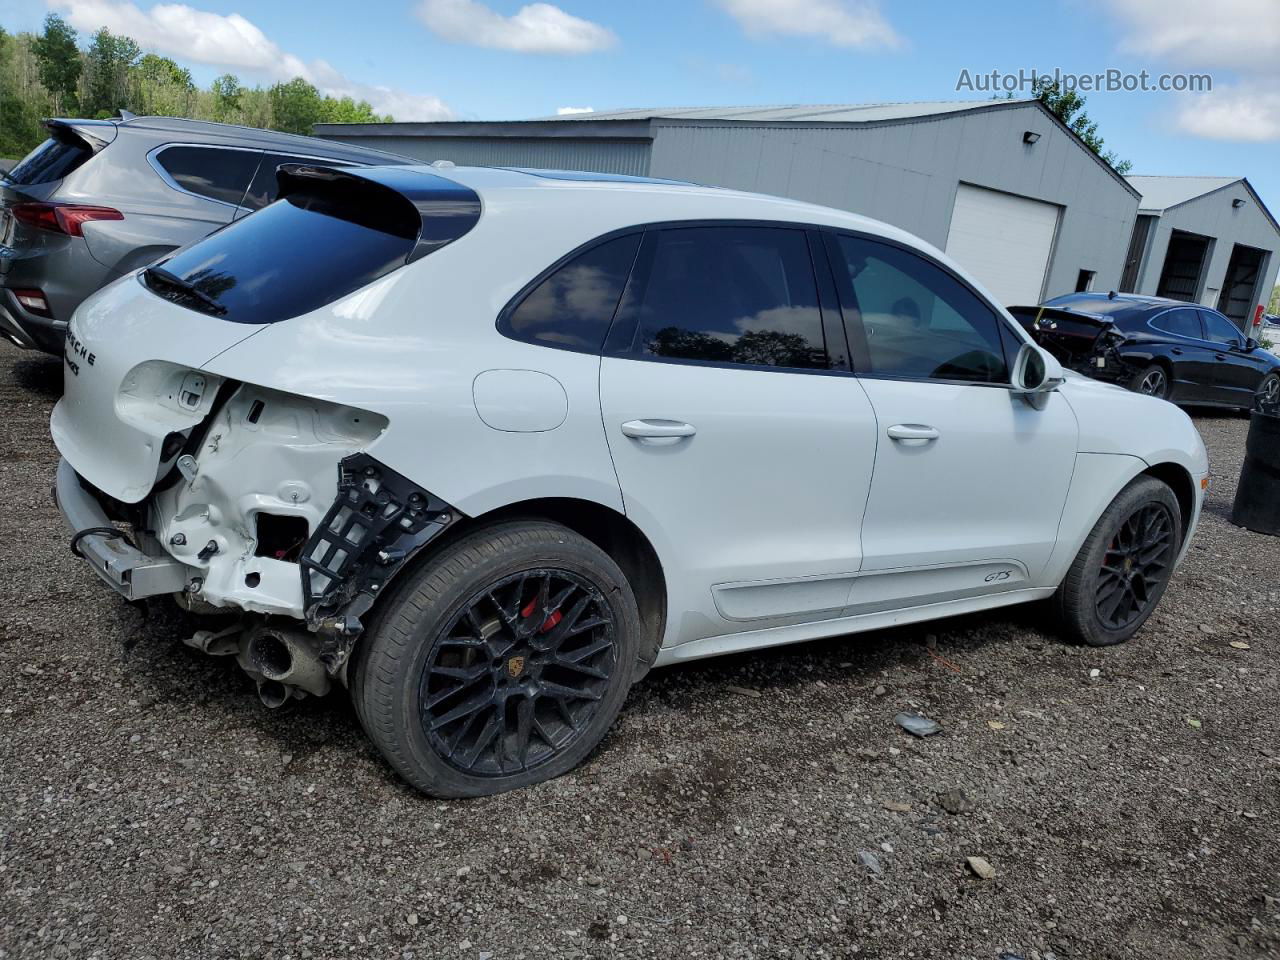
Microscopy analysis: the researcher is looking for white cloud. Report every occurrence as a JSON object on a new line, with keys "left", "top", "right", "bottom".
{"left": 50, "top": 0, "right": 453, "bottom": 120}
{"left": 1104, "top": 0, "right": 1280, "bottom": 71}
{"left": 416, "top": 0, "right": 616, "bottom": 54}
{"left": 556, "top": 106, "right": 594, "bottom": 115}
{"left": 1098, "top": 0, "right": 1280, "bottom": 141}
{"left": 1174, "top": 85, "right": 1280, "bottom": 142}
{"left": 714, "top": 0, "right": 901, "bottom": 49}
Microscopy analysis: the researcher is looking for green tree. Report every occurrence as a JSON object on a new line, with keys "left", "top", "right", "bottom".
{"left": 269, "top": 77, "right": 324, "bottom": 134}
{"left": 82, "top": 27, "right": 140, "bottom": 118}
{"left": 1026, "top": 77, "right": 1132, "bottom": 175}
{"left": 320, "top": 95, "right": 387, "bottom": 124}
{"left": 1269, "top": 285, "right": 1279, "bottom": 316}
{"left": 31, "top": 14, "right": 80, "bottom": 114}
{"left": 210, "top": 73, "right": 243, "bottom": 120}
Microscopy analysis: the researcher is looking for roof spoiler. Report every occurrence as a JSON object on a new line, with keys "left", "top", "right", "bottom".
{"left": 44, "top": 118, "right": 119, "bottom": 152}
{"left": 277, "top": 163, "right": 481, "bottom": 263}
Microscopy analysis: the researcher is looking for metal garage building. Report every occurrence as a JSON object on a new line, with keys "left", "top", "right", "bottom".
{"left": 1120, "top": 176, "right": 1280, "bottom": 333}
{"left": 317, "top": 100, "right": 1142, "bottom": 307}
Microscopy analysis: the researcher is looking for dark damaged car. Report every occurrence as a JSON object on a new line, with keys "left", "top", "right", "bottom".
{"left": 1010, "top": 292, "right": 1280, "bottom": 410}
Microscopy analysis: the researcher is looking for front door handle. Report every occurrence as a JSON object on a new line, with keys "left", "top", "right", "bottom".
{"left": 886, "top": 423, "right": 940, "bottom": 442}
{"left": 621, "top": 419, "right": 697, "bottom": 440}
{"left": 1171, "top": 347, "right": 1183, "bottom": 355}
{"left": 1215, "top": 353, "right": 1228, "bottom": 361}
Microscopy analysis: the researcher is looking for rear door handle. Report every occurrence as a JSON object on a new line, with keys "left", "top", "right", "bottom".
{"left": 621, "top": 419, "right": 697, "bottom": 440}
{"left": 886, "top": 423, "right": 940, "bottom": 442}
{"left": 1171, "top": 347, "right": 1183, "bottom": 355}
{"left": 1215, "top": 353, "right": 1228, "bottom": 361}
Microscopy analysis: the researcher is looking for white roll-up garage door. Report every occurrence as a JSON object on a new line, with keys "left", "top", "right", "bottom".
{"left": 945, "top": 184, "right": 1061, "bottom": 306}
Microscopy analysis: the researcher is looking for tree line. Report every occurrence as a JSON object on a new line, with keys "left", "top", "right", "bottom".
{"left": 0, "top": 14, "right": 392, "bottom": 159}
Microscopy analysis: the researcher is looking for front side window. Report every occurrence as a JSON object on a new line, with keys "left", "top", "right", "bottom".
{"left": 155, "top": 146, "right": 261, "bottom": 207}
{"left": 1201, "top": 311, "right": 1243, "bottom": 346}
{"left": 504, "top": 234, "right": 641, "bottom": 352}
{"left": 1151, "top": 308, "right": 1202, "bottom": 339}
{"left": 623, "top": 226, "right": 829, "bottom": 370}
{"left": 834, "top": 234, "right": 1009, "bottom": 383}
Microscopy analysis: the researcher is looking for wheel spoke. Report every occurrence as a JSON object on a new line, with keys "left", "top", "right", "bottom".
{"left": 420, "top": 566, "right": 617, "bottom": 776}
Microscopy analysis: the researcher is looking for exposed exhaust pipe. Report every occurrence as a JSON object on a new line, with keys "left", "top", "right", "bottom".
{"left": 237, "top": 625, "right": 332, "bottom": 706}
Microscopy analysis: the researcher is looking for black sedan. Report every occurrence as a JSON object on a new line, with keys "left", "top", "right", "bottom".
{"left": 1009, "top": 293, "right": 1280, "bottom": 410}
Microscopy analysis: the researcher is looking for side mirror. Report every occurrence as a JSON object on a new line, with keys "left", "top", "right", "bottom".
{"left": 1013, "top": 342, "right": 1065, "bottom": 410}
{"left": 1245, "top": 337, "right": 1259, "bottom": 351}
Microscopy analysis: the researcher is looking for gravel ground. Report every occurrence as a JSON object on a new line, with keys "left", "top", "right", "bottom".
{"left": 1, "top": 339, "right": 1277, "bottom": 960}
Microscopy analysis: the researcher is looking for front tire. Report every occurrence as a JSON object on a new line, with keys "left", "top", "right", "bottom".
{"left": 1051, "top": 476, "right": 1182, "bottom": 647}
{"left": 1254, "top": 372, "right": 1280, "bottom": 411}
{"left": 1129, "top": 363, "right": 1170, "bottom": 400}
{"left": 351, "top": 520, "right": 641, "bottom": 797}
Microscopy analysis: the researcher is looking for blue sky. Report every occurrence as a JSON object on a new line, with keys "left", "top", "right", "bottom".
{"left": 4, "top": 0, "right": 1278, "bottom": 206}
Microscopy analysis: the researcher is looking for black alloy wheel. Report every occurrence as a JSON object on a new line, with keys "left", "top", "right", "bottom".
{"left": 351, "top": 520, "right": 641, "bottom": 798}
{"left": 1051, "top": 475, "right": 1182, "bottom": 647}
{"left": 1093, "top": 503, "right": 1175, "bottom": 631}
{"left": 420, "top": 568, "right": 616, "bottom": 776}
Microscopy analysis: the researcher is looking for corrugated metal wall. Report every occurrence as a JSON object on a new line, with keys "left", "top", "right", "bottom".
{"left": 1134, "top": 186, "right": 1280, "bottom": 320}
{"left": 645, "top": 108, "right": 1139, "bottom": 301}
{"left": 320, "top": 135, "right": 651, "bottom": 176}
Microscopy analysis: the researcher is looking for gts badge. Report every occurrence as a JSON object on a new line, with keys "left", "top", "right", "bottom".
{"left": 984, "top": 570, "right": 1013, "bottom": 583}
{"left": 63, "top": 330, "right": 95, "bottom": 377}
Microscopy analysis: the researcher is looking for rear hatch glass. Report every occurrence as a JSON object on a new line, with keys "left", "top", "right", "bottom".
{"left": 143, "top": 165, "right": 479, "bottom": 324}
{"left": 4, "top": 122, "right": 110, "bottom": 187}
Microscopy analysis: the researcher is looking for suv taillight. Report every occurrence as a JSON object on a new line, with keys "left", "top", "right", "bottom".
{"left": 10, "top": 202, "right": 123, "bottom": 237}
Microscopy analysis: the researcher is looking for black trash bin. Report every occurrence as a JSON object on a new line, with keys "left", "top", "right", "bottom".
{"left": 1231, "top": 398, "right": 1280, "bottom": 535}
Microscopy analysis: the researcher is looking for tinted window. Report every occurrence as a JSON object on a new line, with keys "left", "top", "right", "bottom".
{"left": 1151, "top": 308, "right": 1202, "bottom": 339}
{"left": 835, "top": 235, "right": 1009, "bottom": 382}
{"left": 241, "top": 154, "right": 351, "bottom": 211}
{"left": 1202, "top": 311, "right": 1243, "bottom": 345}
{"left": 625, "top": 226, "right": 829, "bottom": 370}
{"left": 506, "top": 234, "right": 640, "bottom": 351}
{"left": 156, "top": 146, "right": 261, "bottom": 206}
{"left": 6, "top": 136, "right": 92, "bottom": 186}
{"left": 145, "top": 184, "right": 417, "bottom": 324}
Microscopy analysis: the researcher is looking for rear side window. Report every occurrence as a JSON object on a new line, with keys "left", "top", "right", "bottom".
{"left": 241, "top": 154, "right": 352, "bottom": 211}
{"left": 145, "top": 181, "right": 417, "bottom": 324}
{"left": 6, "top": 136, "right": 92, "bottom": 186}
{"left": 503, "top": 234, "right": 641, "bottom": 352}
{"left": 834, "top": 234, "right": 1009, "bottom": 383}
{"left": 1151, "top": 308, "right": 1202, "bottom": 339}
{"left": 621, "top": 226, "right": 830, "bottom": 370}
{"left": 1201, "top": 311, "right": 1243, "bottom": 345}
{"left": 155, "top": 146, "right": 261, "bottom": 207}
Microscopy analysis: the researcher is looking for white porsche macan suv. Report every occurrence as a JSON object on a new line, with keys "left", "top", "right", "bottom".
{"left": 52, "top": 163, "right": 1209, "bottom": 797}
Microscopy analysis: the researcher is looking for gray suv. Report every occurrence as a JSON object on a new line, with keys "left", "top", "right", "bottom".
{"left": 0, "top": 115, "right": 413, "bottom": 354}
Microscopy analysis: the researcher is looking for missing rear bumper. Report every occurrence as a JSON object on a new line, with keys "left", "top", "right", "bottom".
{"left": 55, "top": 458, "right": 190, "bottom": 600}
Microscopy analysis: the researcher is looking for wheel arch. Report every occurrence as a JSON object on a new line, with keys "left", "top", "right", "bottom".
{"left": 1142, "top": 460, "right": 1196, "bottom": 536}
{"left": 383, "top": 496, "right": 668, "bottom": 677}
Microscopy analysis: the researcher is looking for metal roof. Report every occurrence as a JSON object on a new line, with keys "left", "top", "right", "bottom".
{"left": 531, "top": 101, "right": 1038, "bottom": 123}
{"left": 1125, "top": 175, "right": 1241, "bottom": 212}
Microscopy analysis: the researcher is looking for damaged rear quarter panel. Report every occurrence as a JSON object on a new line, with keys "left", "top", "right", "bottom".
{"left": 152, "top": 385, "right": 388, "bottom": 616}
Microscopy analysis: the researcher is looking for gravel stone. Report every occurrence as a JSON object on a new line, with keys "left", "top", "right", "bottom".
{"left": 2, "top": 345, "right": 1277, "bottom": 959}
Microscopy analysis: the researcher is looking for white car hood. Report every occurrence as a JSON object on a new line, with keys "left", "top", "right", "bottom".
{"left": 50, "top": 274, "right": 260, "bottom": 502}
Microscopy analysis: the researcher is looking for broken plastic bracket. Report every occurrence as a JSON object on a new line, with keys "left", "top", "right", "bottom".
{"left": 300, "top": 453, "right": 454, "bottom": 636}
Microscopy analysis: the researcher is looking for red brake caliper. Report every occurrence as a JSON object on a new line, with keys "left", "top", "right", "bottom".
{"left": 521, "top": 597, "right": 562, "bottom": 634}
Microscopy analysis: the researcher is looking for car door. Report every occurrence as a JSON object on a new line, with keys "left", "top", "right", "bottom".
{"left": 1201, "top": 309, "right": 1267, "bottom": 403}
{"left": 1147, "top": 307, "right": 1214, "bottom": 402}
{"left": 599, "top": 224, "right": 878, "bottom": 640}
{"left": 825, "top": 231, "right": 1077, "bottom": 610}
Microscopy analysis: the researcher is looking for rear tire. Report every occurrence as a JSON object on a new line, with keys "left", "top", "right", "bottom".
{"left": 1129, "top": 363, "right": 1170, "bottom": 400}
{"left": 1051, "top": 476, "right": 1182, "bottom": 647}
{"left": 351, "top": 520, "right": 640, "bottom": 797}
